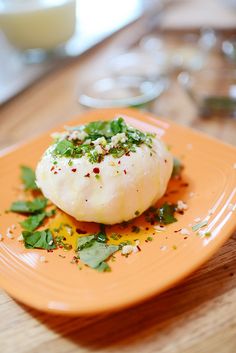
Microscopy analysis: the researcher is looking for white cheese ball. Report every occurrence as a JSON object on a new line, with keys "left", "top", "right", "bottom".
{"left": 36, "top": 137, "right": 173, "bottom": 225}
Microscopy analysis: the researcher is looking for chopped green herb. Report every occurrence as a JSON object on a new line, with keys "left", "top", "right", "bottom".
{"left": 96, "top": 262, "right": 111, "bottom": 272}
{"left": 51, "top": 118, "right": 155, "bottom": 164}
{"left": 157, "top": 203, "right": 177, "bottom": 225}
{"left": 77, "top": 235, "right": 95, "bottom": 251}
{"left": 20, "top": 212, "right": 46, "bottom": 231}
{"left": 20, "top": 165, "right": 38, "bottom": 191}
{"left": 10, "top": 198, "right": 47, "bottom": 214}
{"left": 46, "top": 209, "right": 56, "bottom": 217}
{"left": 146, "top": 236, "right": 153, "bottom": 242}
{"left": 192, "top": 220, "right": 208, "bottom": 232}
{"left": 96, "top": 231, "right": 107, "bottom": 243}
{"left": 22, "top": 229, "right": 56, "bottom": 250}
{"left": 204, "top": 232, "right": 212, "bottom": 237}
{"left": 131, "top": 225, "right": 140, "bottom": 233}
{"left": 110, "top": 233, "right": 122, "bottom": 240}
{"left": 54, "top": 235, "right": 73, "bottom": 250}
{"left": 78, "top": 239, "right": 119, "bottom": 269}
{"left": 171, "top": 157, "right": 183, "bottom": 178}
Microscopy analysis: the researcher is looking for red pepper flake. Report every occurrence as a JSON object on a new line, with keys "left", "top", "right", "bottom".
{"left": 71, "top": 168, "right": 77, "bottom": 173}
{"left": 137, "top": 245, "right": 141, "bottom": 251}
{"left": 118, "top": 160, "right": 121, "bottom": 165}
{"left": 58, "top": 168, "right": 61, "bottom": 171}
{"left": 181, "top": 182, "right": 189, "bottom": 187}
{"left": 125, "top": 152, "right": 130, "bottom": 156}
{"left": 164, "top": 159, "right": 167, "bottom": 163}
{"left": 50, "top": 166, "right": 55, "bottom": 171}
{"left": 93, "top": 167, "right": 100, "bottom": 174}
{"left": 123, "top": 169, "right": 127, "bottom": 175}
{"left": 84, "top": 173, "right": 90, "bottom": 178}
{"left": 174, "top": 229, "right": 182, "bottom": 233}
{"left": 54, "top": 171, "right": 58, "bottom": 174}
{"left": 184, "top": 236, "right": 188, "bottom": 240}
{"left": 76, "top": 228, "right": 87, "bottom": 234}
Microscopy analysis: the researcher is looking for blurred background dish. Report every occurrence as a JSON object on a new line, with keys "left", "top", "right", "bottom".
{"left": 79, "top": 75, "right": 167, "bottom": 109}
{"left": 179, "top": 69, "right": 236, "bottom": 118}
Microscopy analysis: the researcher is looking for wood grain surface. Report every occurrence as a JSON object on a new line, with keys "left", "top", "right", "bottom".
{"left": 1, "top": 6, "right": 236, "bottom": 353}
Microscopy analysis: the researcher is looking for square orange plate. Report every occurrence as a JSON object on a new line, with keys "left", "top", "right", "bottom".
{"left": 0, "top": 108, "right": 236, "bottom": 315}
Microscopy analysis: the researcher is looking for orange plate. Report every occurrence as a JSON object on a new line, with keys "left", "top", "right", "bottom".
{"left": 0, "top": 108, "right": 236, "bottom": 315}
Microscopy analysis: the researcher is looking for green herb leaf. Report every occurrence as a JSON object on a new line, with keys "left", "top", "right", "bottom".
{"left": 96, "top": 262, "right": 111, "bottom": 272}
{"left": 22, "top": 229, "right": 56, "bottom": 250}
{"left": 157, "top": 203, "right": 177, "bottom": 225}
{"left": 77, "top": 237, "right": 119, "bottom": 269}
{"left": 171, "top": 157, "right": 183, "bottom": 178}
{"left": 77, "top": 235, "right": 95, "bottom": 251}
{"left": 54, "top": 140, "right": 75, "bottom": 157}
{"left": 20, "top": 212, "right": 46, "bottom": 231}
{"left": 96, "top": 232, "right": 107, "bottom": 243}
{"left": 192, "top": 220, "right": 208, "bottom": 232}
{"left": 20, "top": 165, "right": 38, "bottom": 190}
{"left": 10, "top": 198, "right": 47, "bottom": 214}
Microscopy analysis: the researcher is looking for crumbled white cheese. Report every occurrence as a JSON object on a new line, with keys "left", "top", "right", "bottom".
{"left": 194, "top": 217, "right": 201, "bottom": 222}
{"left": 197, "top": 229, "right": 210, "bottom": 237}
{"left": 48, "top": 240, "right": 53, "bottom": 246}
{"left": 176, "top": 200, "right": 188, "bottom": 211}
{"left": 180, "top": 228, "right": 190, "bottom": 236}
{"left": 65, "top": 226, "right": 73, "bottom": 236}
{"left": 6, "top": 228, "right": 14, "bottom": 239}
{"left": 121, "top": 245, "right": 134, "bottom": 255}
{"left": 154, "top": 225, "right": 165, "bottom": 232}
{"left": 160, "top": 245, "right": 167, "bottom": 251}
{"left": 39, "top": 256, "right": 46, "bottom": 263}
{"left": 94, "top": 145, "right": 104, "bottom": 154}
{"left": 93, "top": 137, "right": 107, "bottom": 146}
{"left": 110, "top": 133, "right": 127, "bottom": 147}
{"left": 17, "top": 234, "right": 24, "bottom": 242}
{"left": 68, "top": 130, "right": 88, "bottom": 141}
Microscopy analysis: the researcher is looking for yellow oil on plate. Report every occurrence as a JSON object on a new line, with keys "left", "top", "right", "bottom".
{"left": 0, "top": 108, "right": 236, "bottom": 315}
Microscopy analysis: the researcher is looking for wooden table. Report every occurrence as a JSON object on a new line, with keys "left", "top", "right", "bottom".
{"left": 1, "top": 13, "right": 236, "bottom": 353}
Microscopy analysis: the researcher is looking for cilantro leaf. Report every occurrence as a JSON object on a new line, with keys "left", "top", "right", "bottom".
{"left": 10, "top": 198, "right": 47, "bottom": 214}
{"left": 110, "top": 117, "right": 126, "bottom": 134}
{"left": 20, "top": 212, "right": 46, "bottom": 231}
{"left": 77, "top": 236, "right": 119, "bottom": 269}
{"left": 77, "top": 235, "right": 95, "bottom": 251}
{"left": 172, "top": 157, "right": 183, "bottom": 178}
{"left": 20, "top": 165, "right": 38, "bottom": 190}
{"left": 22, "top": 229, "right": 56, "bottom": 249}
{"left": 54, "top": 140, "right": 75, "bottom": 157}
{"left": 96, "top": 262, "right": 111, "bottom": 272}
{"left": 157, "top": 203, "right": 177, "bottom": 225}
